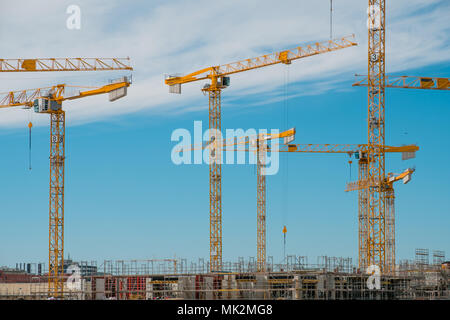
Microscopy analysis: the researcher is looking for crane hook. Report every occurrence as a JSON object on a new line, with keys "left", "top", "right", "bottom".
{"left": 347, "top": 153, "right": 353, "bottom": 181}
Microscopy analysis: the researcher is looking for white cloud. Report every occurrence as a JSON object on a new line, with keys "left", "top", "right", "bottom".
{"left": 0, "top": 0, "right": 448, "bottom": 128}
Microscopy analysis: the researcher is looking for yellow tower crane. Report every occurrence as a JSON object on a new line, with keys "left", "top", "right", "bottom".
{"left": 0, "top": 78, "right": 131, "bottom": 298}
{"left": 165, "top": 35, "right": 357, "bottom": 271}
{"left": 345, "top": 167, "right": 415, "bottom": 273}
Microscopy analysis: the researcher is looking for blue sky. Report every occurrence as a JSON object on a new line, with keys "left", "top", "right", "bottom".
{"left": 0, "top": 1, "right": 449, "bottom": 267}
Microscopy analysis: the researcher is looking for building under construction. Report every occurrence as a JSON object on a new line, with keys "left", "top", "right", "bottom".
{"left": 0, "top": 250, "right": 448, "bottom": 300}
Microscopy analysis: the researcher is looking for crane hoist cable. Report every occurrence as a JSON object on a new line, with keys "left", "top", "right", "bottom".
{"left": 28, "top": 121, "right": 32, "bottom": 170}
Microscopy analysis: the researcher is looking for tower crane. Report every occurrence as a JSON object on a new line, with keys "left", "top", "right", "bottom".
{"left": 345, "top": 167, "right": 414, "bottom": 273}
{"left": 165, "top": 35, "right": 357, "bottom": 271}
{"left": 351, "top": 73, "right": 448, "bottom": 273}
{"left": 0, "top": 78, "right": 131, "bottom": 297}
{"left": 0, "top": 55, "right": 131, "bottom": 297}
{"left": 176, "top": 128, "right": 419, "bottom": 272}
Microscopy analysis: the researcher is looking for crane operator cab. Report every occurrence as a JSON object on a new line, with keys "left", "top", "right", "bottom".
{"left": 33, "top": 96, "right": 61, "bottom": 113}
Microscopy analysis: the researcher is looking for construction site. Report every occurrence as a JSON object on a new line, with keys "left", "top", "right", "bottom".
{"left": 0, "top": 1, "right": 449, "bottom": 301}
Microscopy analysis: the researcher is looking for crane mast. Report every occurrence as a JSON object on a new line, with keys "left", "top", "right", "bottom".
{"left": 256, "top": 139, "right": 267, "bottom": 272}
{"left": 49, "top": 109, "right": 65, "bottom": 295}
{"left": 366, "top": 0, "right": 386, "bottom": 272}
{"left": 0, "top": 58, "right": 132, "bottom": 296}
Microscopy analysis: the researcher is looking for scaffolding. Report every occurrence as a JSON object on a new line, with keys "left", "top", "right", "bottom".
{"left": 1, "top": 250, "right": 448, "bottom": 300}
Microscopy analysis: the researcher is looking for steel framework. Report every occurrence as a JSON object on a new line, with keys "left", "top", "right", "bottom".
{"left": 366, "top": 0, "right": 386, "bottom": 272}
{"left": 48, "top": 110, "right": 65, "bottom": 296}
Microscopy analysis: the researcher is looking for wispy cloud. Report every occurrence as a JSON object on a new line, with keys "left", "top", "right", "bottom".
{"left": 0, "top": 0, "right": 448, "bottom": 127}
